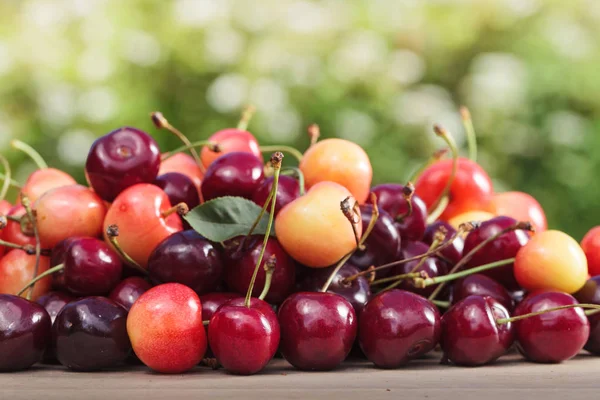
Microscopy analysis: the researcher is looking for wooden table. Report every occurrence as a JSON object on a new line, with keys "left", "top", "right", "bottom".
{"left": 1, "top": 353, "right": 598, "bottom": 400}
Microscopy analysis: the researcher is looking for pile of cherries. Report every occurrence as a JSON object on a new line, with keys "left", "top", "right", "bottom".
{"left": 1, "top": 107, "right": 600, "bottom": 375}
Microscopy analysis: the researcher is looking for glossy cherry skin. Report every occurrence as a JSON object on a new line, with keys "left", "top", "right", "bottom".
{"left": 201, "top": 152, "right": 265, "bottom": 202}
{"left": 278, "top": 292, "right": 357, "bottom": 371}
{"left": 109, "top": 277, "right": 152, "bottom": 312}
{"left": 0, "top": 294, "right": 52, "bottom": 371}
{"left": 415, "top": 158, "right": 494, "bottom": 221}
{"left": 20, "top": 168, "right": 77, "bottom": 204}
{"left": 514, "top": 291, "right": 589, "bottom": 363}
{"left": 251, "top": 175, "right": 301, "bottom": 217}
{"left": 461, "top": 216, "right": 530, "bottom": 290}
{"left": 573, "top": 276, "right": 600, "bottom": 354}
{"left": 1, "top": 206, "right": 35, "bottom": 252}
{"left": 492, "top": 191, "right": 547, "bottom": 233}
{"left": 154, "top": 172, "right": 201, "bottom": 210}
{"left": 200, "top": 292, "right": 239, "bottom": 356}
{"left": 85, "top": 126, "right": 161, "bottom": 202}
{"left": 201, "top": 128, "right": 263, "bottom": 169}
{"left": 209, "top": 297, "right": 280, "bottom": 375}
{"left": 158, "top": 153, "right": 203, "bottom": 197}
{"left": 36, "top": 291, "right": 75, "bottom": 324}
{"left": 148, "top": 230, "right": 224, "bottom": 295}
{"left": 582, "top": 226, "right": 600, "bottom": 277}
{"left": 440, "top": 295, "right": 514, "bottom": 366}
{"left": 53, "top": 297, "right": 131, "bottom": 371}
{"left": 225, "top": 237, "right": 295, "bottom": 304}
{"left": 423, "top": 221, "right": 464, "bottom": 264}
{"left": 50, "top": 238, "right": 75, "bottom": 291}
{"left": 451, "top": 274, "right": 514, "bottom": 312}
{"left": 394, "top": 241, "right": 449, "bottom": 297}
{"left": 63, "top": 237, "right": 123, "bottom": 296}
{"left": 371, "top": 183, "right": 428, "bottom": 241}
{"left": 0, "top": 251, "right": 52, "bottom": 301}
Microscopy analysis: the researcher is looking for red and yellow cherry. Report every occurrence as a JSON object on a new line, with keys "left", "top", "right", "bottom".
{"left": 34, "top": 185, "right": 107, "bottom": 249}
{"left": 299, "top": 139, "right": 372, "bottom": 204}
{"left": 0, "top": 250, "right": 51, "bottom": 301}
{"left": 0, "top": 199, "right": 11, "bottom": 216}
{"left": 103, "top": 184, "right": 183, "bottom": 268}
{"left": 491, "top": 191, "right": 547, "bottom": 233}
{"left": 275, "top": 182, "right": 362, "bottom": 268}
{"left": 127, "top": 283, "right": 206, "bottom": 373}
{"left": 158, "top": 153, "right": 203, "bottom": 197}
{"left": 515, "top": 230, "right": 587, "bottom": 294}
{"left": 1, "top": 205, "right": 35, "bottom": 253}
{"left": 415, "top": 158, "right": 494, "bottom": 221}
{"left": 200, "top": 128, "right": 262, "bottom": 169}
{"left": 581, "top": 226, "right": 600, "bottom": 277}
{"left": 448, "top": 210, "right": 494, "bottom": 230}
{"left": 19, "top": 168, "right": 77, "bottom": 204}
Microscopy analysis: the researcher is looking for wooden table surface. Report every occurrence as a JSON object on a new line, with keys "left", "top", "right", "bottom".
{"left": 1, "top": 352, "right": 598, "bottom": 400}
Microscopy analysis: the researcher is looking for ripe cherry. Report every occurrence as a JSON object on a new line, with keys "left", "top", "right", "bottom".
{"left": 36, "top": 291, "right": 75, "bottom": 324}
{"left": 20, "top": 168, "right": 77, "bottom": 204}
{"left": 154, "top": 172, "right": 201, "bottom": 210}
{"left": 574, "top": 276, "right": 600, "bottom": 355}
{"left": 251, "top": 175, "right": 300, "bottom": 217}
{"left": 492, "top": 191, "right": 547, "bottom": 233}
{"left": 85, "top": 126, "right": 161, "bottom": 202}
{"left": 1, "top": 205, "right": 35, "bottom": 251}
{"left": 201, "top": 128, "right": 262, "bottom": 169}
{"left": 49, "top": 238, "right": 75, "bottom": 291}
{"left": 158, "top": 153, "right": 203, "bottom": 197}
{"left": 201, "top": 152, "right": 265, "bottom": 201}
{"left": 109, "top": 277, "right": 152, "bottom": 312}
{"left": 448, "top": 210, "right": 494, "bottom": 230}
{"left": 200, "top": 292, "right": 239, "bottom": 356}
{"left": 0, "top": 251, "right": 51, "bottom": 300}
{"left": 423, "top": 221, "right": 463, "bottom": 264}
{"left": 0, "top": 199, "right": 12, "bottom": 216}
{"left": 371, "top": 183, "right": 428, "bottom": 241}
{"left": 394, "top": 241, "right": 449, "bottom": 297}
{"left": 451, "top": 274, "right": 514, "bottom": 312}
{"left": 581, "top": 226, "right": 600, "bottom": 277}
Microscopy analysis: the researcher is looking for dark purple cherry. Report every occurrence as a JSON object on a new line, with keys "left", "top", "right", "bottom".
{"left": 394, "top": 241, "right": 449, "bottom": 297}
{"left": 461, "top": 216, "right": 530, "bottom": 290}
{"left": 154, "top": 172, "right": 201, "bottom": 210}
{"left": 50, "top": 238, "right": 75, "bottom": 290}
{"left": 371, "top": 183, "right": 428, "bottom": 241}
{"left": 53, "top": 297, "right": 131, "bottom": 371}
{"left": 148, "top": 230, "right": 224, "bottom": 295}
{"left": 252, "top": 175, "right": 300, "bottom": 217}
{"left": 225, "top": 237, "right": 295, "bottom": 305}
{"left": 201, "top": 152, "right": 264, "bottom": 201}
{"left": 350, "top": 205, "right": 401, "bottom": 271}
{"left": 85, "top": 126, "right": 161, "bottom": 202}
{"left": 278, "top": 292, "right": 357, "bottom": 371}
{"left": 36, "top": 291, "right": 75, "bottom": 323}
{"left": 0, "top": 294, "right": 52, "bottom": 371}
{"left": 63, "top": 237, "right": 123, "bottom": 296}
{"left": 574, "top": 276, "right": 600, "bottom": 355}
{"left": 108, "top": 277, "right": 152, "bottom": 312}
{"left": 423, "top": 221, "right": 463, "bottom": 264}
{"left": 514, "top": 292, "right": 589, "bottom": 363}
{"left": 451, "top": 274, "right": 514, "bottom": 312}
{"left": 440, "top": 295, "right": 514, "bottom": 366}
{"left": 200, "top": 292, "right": 239, "bottom": 356}
{"left": 359, "top": 290, "right": 440, "bottom": 368}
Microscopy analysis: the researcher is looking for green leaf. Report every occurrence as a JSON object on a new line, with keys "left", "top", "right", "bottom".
{"left": 184, "top": 196, "right": 274, "bottom": 242}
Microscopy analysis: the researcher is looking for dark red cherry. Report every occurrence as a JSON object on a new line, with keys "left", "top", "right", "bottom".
{"left": 423, "top": 221, "right": 464, "bottom": 264}
{"left": 451, "top": 274, "right": 514, "bottom": 312}
{"left": 514, "top": 291, "right": 589, "bottom": 363}
{"left": 154, "top": 172, "right": 201, "bottom": 210}
{"left": 371, "top": 183, "right": 428, "bottom": 241}
{"left": 50, "top": 238, "right": 76, "bottom": 290}
{"left": 0, "top": 294, "right": 52, "bottom": 371}
{"left": 35, "top": 291, "right": 75, "bottom": 363}
{"left": 359, "top": 290, "right": 440, "bottom": 368}
{"left": 393, "top": 241, "right": 449, "bottom": 297}
{"left": 63, "top": 237, "right": 123, "bottom": 296}
{"left": 350, "top": 205, "right": 401, "bottom": 271}
{"left": 53, "top": 297, "right": 131, "bottom": 371}
{"left": 225, "top": 237, "right": 295, "bottom": 305}
{"left": 461, "top": 216, "right": 530, "bottom": 290}
{"left": 85, "top": 126, "right": 161, "bottom": 202}
{"left": 200, "top": 292, "right": 239, "bottom": 356}
{"left": 278, "top": 292, "right": 357, "bottom": 371}
{"left": 148, "top": 230, "right": 224, "bottom": 295}
{"left": 201, "top": 152, "right": 264, "bottom": 201}
{"left": 574, "top": 276, "right": 600, "bottom": 355}
{"left": 251, "top": 175, "right": 300, "bottom": 217}
{"left": 109, "top": 277, "right": 152, "bottom": 312}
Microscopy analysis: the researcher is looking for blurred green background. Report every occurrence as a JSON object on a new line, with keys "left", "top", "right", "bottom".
{"left": 0, "top": 0, "right": 599, "bottom": 239}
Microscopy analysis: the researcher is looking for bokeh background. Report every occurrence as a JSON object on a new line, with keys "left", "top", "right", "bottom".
{"left": 0, "top": 0, "right": 599, "bottom": 238}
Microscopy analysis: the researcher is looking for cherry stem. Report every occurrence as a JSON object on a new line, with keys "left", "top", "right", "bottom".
{"left": 0, "top": 239, "right": 48, "bottom": 256}
{"left": 0, "top": 155, "right": 11, "bottom": 201}
{"left": 460, "top": 106, "right": 477, "bottom": 162}
{"left": 415, "top": 257, "right": 516, "bottom": 288}
{"left": 237, "top": 105, "right": 256, "bottom": 131}
{"left": 259, "top": 145, "right": 303, "bottom": 164}
{"left": 426, "top": 125, "right": 458, "bottom": 217}
{"left": 395, "top": 182, "right": 415, "bottom": 222}
{"left": 161, "top": 140, "right": 220, "bottom": 161}
{"left": 0, "top": 216, "right": 6, "bottom": 230}
{"left": 308, "top": 124, "right": 320, "bottom": 146}
{"left": 281, "top": 167, "right": 306, "bottom": 195}
{"left": 426, "top": 195, "right": 449, "bottom": 225}
{"left": 409, "top": 148, "right": 448, "bottom": 183}
{"left": 21, "top": 195, "right": 40, "bottom": 301}
{"left": 11, "top": 140, "right": 48, "bottom": 170}
{"left": 202, "top": 320, "right": 210, "bottom": 326}
{"left": 0, "top": 172, "right": 21, "bottom": 189}
{"left": 258, "top": 255, "right": 276, "bottom": 301}
{"left": 151, "top": 111, "right": 204, "bottom": 172}
{"left": 496, "top": 303, "right": 600, "bottom": 325}
{"left": 371, "top": 271, "right": 422, "bottom": 287}
{"left": 16, "top": 263, "right": 64, "bottom": 297}
{"left": 106, "top": 225, "right": 149, "bottom": 275}
{"left": 244, "top": 152, "right": 283, "bottom": 308}
{"left": 341, "top": 197, "right": 362, "bottom": 249}
{"left": 5, "top": 215, "right": 21, "bottom": 222}
{"left": 322, "top": 193, "right": 379, "bottom": 293}
{"left": 432, "top": 300, "right": 450, "bottom": 308}
{"left": 161, "top": 202, "right": 189, "bottom": 218}
{"left": 427, "top": 220, "right": 533, "bottom": 301}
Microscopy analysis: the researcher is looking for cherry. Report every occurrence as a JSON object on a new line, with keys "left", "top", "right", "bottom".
{"left": 278, "top": 292, "right": 357, "bottom": 371}
{"left": 158, "top": 153, "right": 203, "bottom": 197}
{"left": 148, "top": 230, "right": 224, "bottom": 295}
{"left": 574, "top": 276, "right": 600, "bottom": 354}
{"left": 200, "top": 292, "right": 239, "bottom": 356}
{"left": 20, "top": 168, "right": 77, "bottom": 204}
{"left": 109, "top": 277, "right": 152, "bottom": 312}
{"left": 393, "top": 241, "right": 449, "bottom": 297}
{"left": 461, "top": 216, "right": 530, "bottom": 290}
{"left": 208, "top": 297, "right": 280, "bottom": 375}
{"left": 0, "top": 294, "right": 52, "bottom": 371}
{"left": 0, "top": 199, "right": 12, "bottom": 216}
{"left": 451, "top": 274, "right": 514, "bottom": 312}
{"left": 154, "top": 172, "right": 201, "bottom": 210}
{"left": 49, "top": 238, "right": 75, "bottom": 291}
{"left": 201, "top": 128, "right": 262, "bottom": 169}
{"left": 359, "top": 290, "right": 440, "bottom": 368}
{"left": 492, "top": 191, "right": 547, "bottom": 233}
{"left": 53, "top": 296, "right": 131, "bottom": 371}
{"left": 1, "top": 205, "right": 35, "bottom": 252}
{"left": 36, "top": 291, "right": 75, "bottom": 324}
{"left": 225, "top": 237, "right": 295, "bottom": 304}
{"left": 251, "top": 175, "right": 300, "bottom": 217}
{"left": 85, "top": 126, "right": 161, "bottom": 202}
{"left": 276, "top": 182, "right": 362, "bottom": 268}
{"left": 440, "top": 295, "right": 514, "bottom": 366}
{"left": 127, "top": 283, "right": 207, "bottom": 373}
{"left": 103, "top": 183, "right": 183, "bottom": 268}
{"left": 371, "top": 183, "right": 428, "bottom": 241}
{"left": 448, "top": 210, "right": 494, "bottom": 230}
{"left": 201, "top": 152, "right": 265, "bottom": 202}
{"left": 0, "top": 250, "right": 51, "bottom": 300}
{"left": 581, "top": 226, "right": 600, "bottom": 276}
{"left": 423, "top": 221, "right": 464, "bottom": 264}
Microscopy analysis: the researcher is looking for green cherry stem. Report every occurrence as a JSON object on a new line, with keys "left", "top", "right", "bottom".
{"left": 0, "top": 155, "right": 11, "bottom": 201}
{"left": 496, "top": 304, "right": 600, "bottom": 325}
{"left": 0, "top": 239, "right": 47, "bottom": 255}
{"left": 151, "top": 111, "right": 204, "bottom": 171}
{"left": 11, "top": 140, "right": 48, "bottom": 170}
{"left": 245, "top": 152, "right": 283, "bottom": 308}
{"left": 105, "top": 224, "right": 149, "bottom": 276}
{"left": 161, "top": 140, "right": 220, "bottom": 161}
{"left": 415, "top": 257, "right": 516, "bottom": 289}
{"left": 258, "top": 255, "right": 277, "bottom": 301}
{"left": 432, "top": 300, "right": 450, "bottom": 308}
{"left": 426, "top": 125, "right": 458, "bottom": 219}
{"left": 237, "top": 105, "right": 256, "bottom": 131}
{"left": 281, "top": 167, "right": 306, "bottom": 195}
{"left": 259, "top": 145, "right": 303, "bottom": 164}
{"left": 370, "top": 271, "right": 422, "bottom": 286}
{"left": 460, "top": 106, "right": 477, "bottom": 163}
{"left": 21, "top": 194, "right": 40, "bottom": 301}
{"left": 17, "top": 263, "right": 64, "bottom": 297}
{"left": 0, "top": 172, "right": 22, "bottom": 189}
